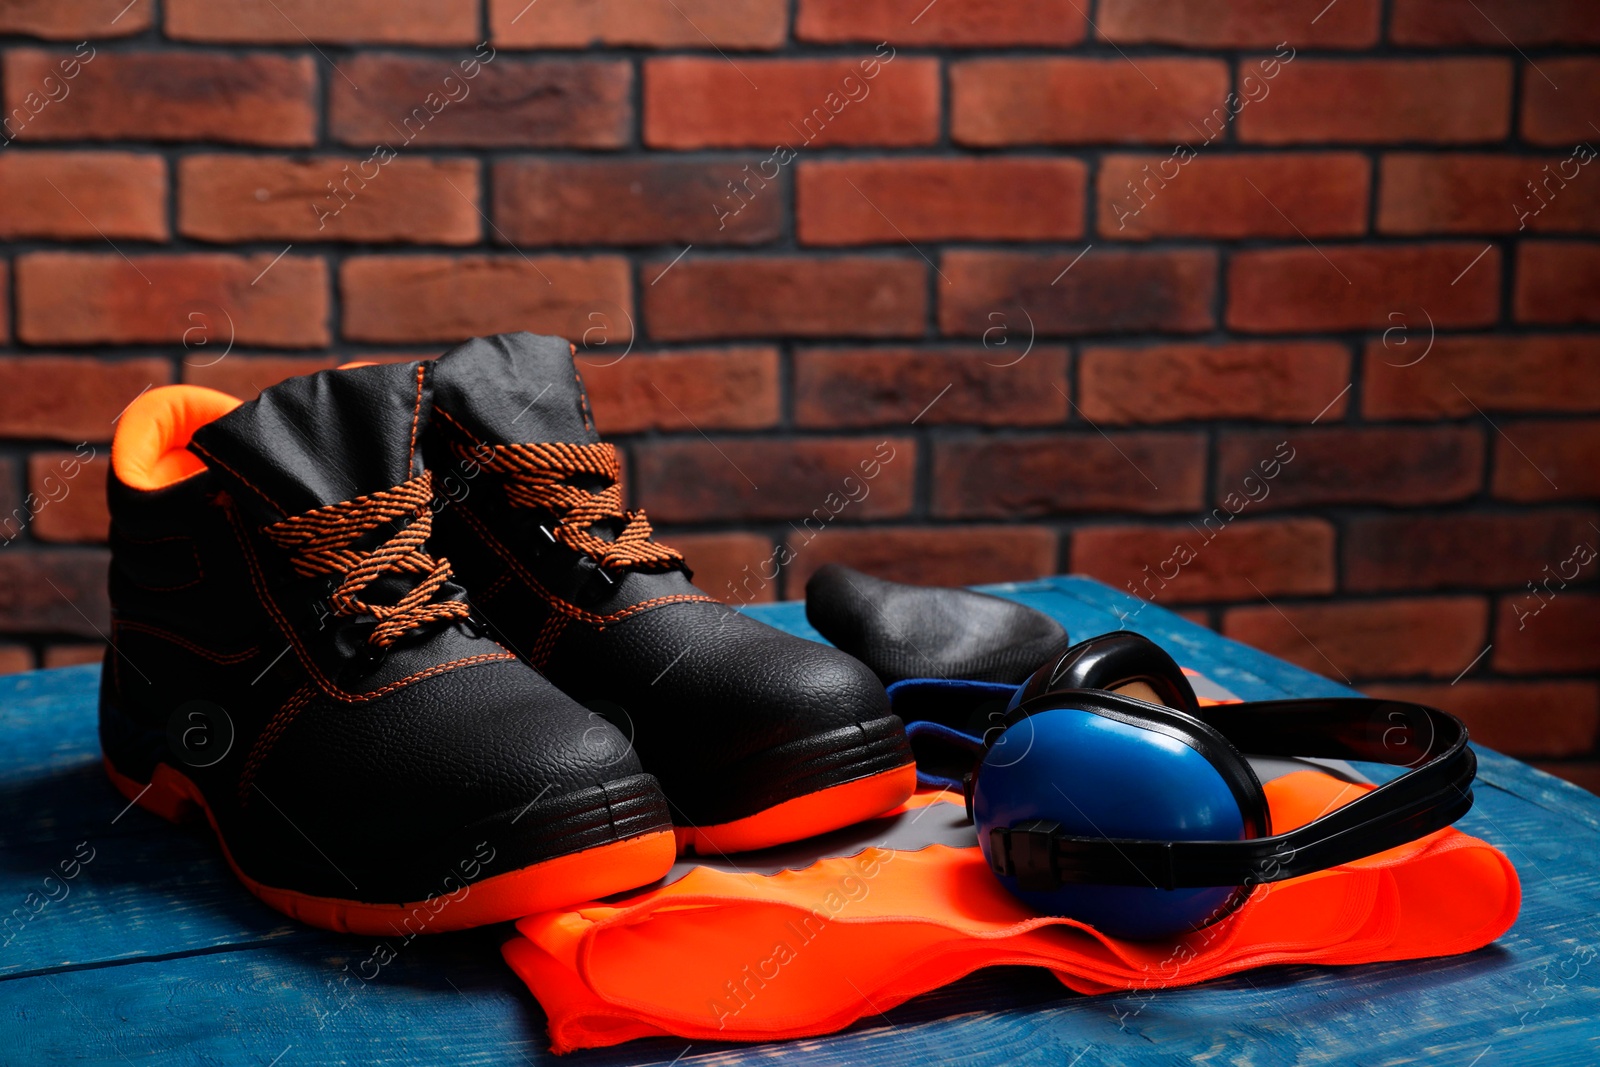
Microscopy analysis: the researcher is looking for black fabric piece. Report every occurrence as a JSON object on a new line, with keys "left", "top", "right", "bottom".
{"left": 432, "top": 332, "right": 597, "bottom": 446}
{"left": 804, "top": 564, "right": 1072, "bottom": 686}
{"left": 188, "top": 361, "right": 430, "bottom": 519}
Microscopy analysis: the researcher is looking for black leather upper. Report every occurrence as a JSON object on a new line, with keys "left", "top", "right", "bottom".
{"left": 805, "top": 564, "right": 1072, "bottom": 685}
{"left": 426, "top": 333, "right": 908, "bottom": 827}
{"left": 102, "top": 360, "right": 666, "bottom": 902}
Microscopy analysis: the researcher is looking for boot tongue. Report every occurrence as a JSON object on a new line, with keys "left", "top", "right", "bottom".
{"left": 431, "top": 332, "right": 599, "bottom": 446}
{"left": 188, "top": 361, "right": 430, "bottom": 519}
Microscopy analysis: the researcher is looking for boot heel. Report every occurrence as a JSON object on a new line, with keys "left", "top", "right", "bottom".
{"left": 102, "top": 756, "right": 202, "bottom": 825}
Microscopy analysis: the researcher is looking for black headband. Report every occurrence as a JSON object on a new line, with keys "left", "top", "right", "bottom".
{"left": 983, "top": 693, "right": 1476, "bottom": 891}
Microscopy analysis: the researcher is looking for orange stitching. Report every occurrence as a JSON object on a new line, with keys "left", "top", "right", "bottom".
{"left": 238, "top": 684, "right": 313, "bottom": 803}
{"left": 114, "top": 620, "right": 259, "bottom": 666}
{"left": 407, "top": 363, "right": 426, "bottom": 465}
{"left": 480, "top": 569, "right": 514, "bottom": 602}
{"left": 525, "top": 613, "right": 567, "bottom": 670}
{"left": 188, "top": 441, "right": 284, "bottom": 515}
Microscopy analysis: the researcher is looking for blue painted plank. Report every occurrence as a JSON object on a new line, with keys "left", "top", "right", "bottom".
{"left": 0, "top": 576, "right": 1597, "bottom": 1066}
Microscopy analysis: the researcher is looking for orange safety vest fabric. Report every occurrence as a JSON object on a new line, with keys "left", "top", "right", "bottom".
{"left": 503, "top": 769, "right": 1520, "bottom": 1053}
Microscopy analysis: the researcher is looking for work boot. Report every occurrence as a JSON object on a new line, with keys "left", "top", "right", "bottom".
{"left": 99, "top": 361, "right": 675, "bottom": 934}
{"left": 424, "top": 332, "right": 915, "bottom": 854}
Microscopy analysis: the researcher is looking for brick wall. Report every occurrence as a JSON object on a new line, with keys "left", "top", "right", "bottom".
{"left": 0, "top": 1, "right": 1597, "bottom": 787}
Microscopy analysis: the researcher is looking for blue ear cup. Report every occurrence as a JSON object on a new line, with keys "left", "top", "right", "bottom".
{"left": 972, "top": 691, "right": 1270, "bottom": 940}
{"left": 972, "top": 632, "right": 1270, "bottom": 940}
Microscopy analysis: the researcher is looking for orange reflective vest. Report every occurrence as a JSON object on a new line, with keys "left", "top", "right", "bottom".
{"left": 503, "top": 680, "right": 1520, "bottom": 1053}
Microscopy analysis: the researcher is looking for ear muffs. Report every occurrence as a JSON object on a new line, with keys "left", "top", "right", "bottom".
{"left": 955, "top": 631, "right": 1474, "bottom": 942}
{"left": 1011, "top": 631, "right": 1200, "bottom": 715}
{"left": 973, "top": 643, "right": 1272, "bottom": 940}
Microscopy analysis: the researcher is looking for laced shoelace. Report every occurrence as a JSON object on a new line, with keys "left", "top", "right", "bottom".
{"left": 457, "top": 440, "right": 685, "bottom": 575}
{"left": 264, "top": 470, "right": 470, "bottom": 648}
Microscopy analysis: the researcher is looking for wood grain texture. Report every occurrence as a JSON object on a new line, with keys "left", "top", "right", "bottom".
{"left": 1, "top": 577, "right": 1596, "bottom": 1065}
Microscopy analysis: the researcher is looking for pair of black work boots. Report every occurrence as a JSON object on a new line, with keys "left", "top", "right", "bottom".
{"left": 100, "top": 333, "right": 914, "bottom": 933}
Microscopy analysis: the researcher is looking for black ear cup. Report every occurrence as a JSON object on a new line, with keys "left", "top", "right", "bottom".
{"left": 1014, "top": 632, "right": 1201, "bottom": 715}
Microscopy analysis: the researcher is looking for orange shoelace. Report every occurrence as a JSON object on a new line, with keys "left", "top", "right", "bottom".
{"left": 264, "top": 470, "right": 470, "bottom": 648}
{"left": 459, "top": 440, "right": 684, "bottom": 575}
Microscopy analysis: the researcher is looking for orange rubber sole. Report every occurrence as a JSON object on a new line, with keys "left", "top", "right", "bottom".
{"left": 103, "top": 756, "right": 675, "bottom": 935}
{"left": 674, "top": 763, "right": 916, "bottom": 855}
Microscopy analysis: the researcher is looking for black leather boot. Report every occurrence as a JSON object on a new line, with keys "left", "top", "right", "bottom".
{"left": 99, "top": 361, "right": 675, "bottom": 933}
{"left": 425, "top": 333, "right": 915, "bottom": 854}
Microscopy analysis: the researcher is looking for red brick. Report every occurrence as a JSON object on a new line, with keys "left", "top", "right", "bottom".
{"left": 1364, "top": 681, "right": 1600, "bottom": 759}
{"left": 0, "top": 549, "right": 111, "bottom": 637}
{"left": 645, "top": 56, "right": 939, "bottom": 149}
{"left": 633, "top": 437, "right": 914, "bottom": 523}
{"left": 167, "top": 0, "right": 479, "bottom": 44}
{"left": 0, "top": 261, "right": 8, "bottom": 344}
{"left": 799, "top": 159, "right": 1085, "bottom": 245}
{"left": 1101, "top": 153, "right": 1366, "bottom": 240}
{"left": 1215, "top": 427, "right": 1483, "bottom": 509}
{"left": 0, "top": 646, "right": 33, "bottom": 674}
{"left": 1521, "top": 60, "right": 1600, "bottom": 147}
{"left": 0, "top": 357, "right": 171, "bottom": 442}
{"left": 4, "top": 50, "right": 316, "bottom": 146}
{"left": 179, "top": 156, "right": 480, "bottom": 245}
{"left": 781, "top": 525, "right": 1061, "bottom": 595}
{"left": 644, "top": 256, "right": 926, "bottom": 341}
{"left": 1073, "top": 518, "right": 1335, "bottom": 604}
{"left": 1223, "top": 596, "right": 1490, "bottom": 682}
{"left": 932, "top": 432, "right": 1206, "bottom": 518}
{"left": 340, "top": 255, "right": 631, "bottom": 344}
{"left": 1364, "top": 335, "right": 1600, "bottom": 419}
{"left": 1515, "top": 242, "right": 1600, "bottom": 325}
{"left": 1491, "top": 419, "right": 1600, "bottom": 503}
{"left": 18, "top": 253, "right": 329, "bottom": 348}
{"left": 1099, "top": 0, "right": 1379, "bottom": 47}
{"left": 0, "top": 0, "right": 151, "bottom": 39}
{"left": 580, "top": 348, "right": 780, "bottom": 434}
{"left": 656, "top": 532, "right": 780, "bottom": 605}
{"left": 793, "top": 346, "right": 1068, "bottom": 428}
{"left": 1238, "top": 59, "right": 1512, "bottom": 145}
{"left": 1379, "top": 154, "right": 1600, "bottom": 235}
{"left": 1228, "top": 244, "right": 1500, "bottom": 333}
{"left": 1345, "top": 510, "right": 1600, "bottom": 594}
{"left": 42, "top": 644, "right": 104, "bottom": 668}
{"left": 493, "top": 159, "right": 781, "bottom": 247}
{"left": 1081, "top": 342, "right": 1350, "bottom": 424}
{"left": 26, "top": 450, "right": 108, "bottom": 543}
{"left": 940, "top": 250, "right": 1216, "bottom": 336}
{"left": 181, "top": 356, "right": 338, "bottom": 400}
{"left": 492, "top": 0, "right": 785, "bottom": 48}
{"left": 0, "top": 152, "right": 165, "bottom": 240}
{"left": 330, "top": 55, "right": 631, "bottom": 149}
{"left": 1392, "top": 0, "right": 1600, "bottom": 45}
{"left": 796, "top": 0, "right": 1085, "bottom": 47}
{"left": 951, "top": 58, "right": 1229, "bottom": 146}
{"left": 1494, "top": 593, "right": 1600, "bottom": 674}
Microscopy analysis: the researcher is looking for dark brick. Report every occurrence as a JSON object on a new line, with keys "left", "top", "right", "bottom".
{"left": 1214, "top": 427, "right": 1483, "bottom": 509}
{"left": 933, "top": 432, "right": 1206, "bottom": 518}
{"left": 940, "top": 250, "right": 1216, "bottom": 337}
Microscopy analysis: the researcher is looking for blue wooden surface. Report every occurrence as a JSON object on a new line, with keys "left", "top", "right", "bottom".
{"left": 3, "top": 576, "right": 1599, "bottom": 1066}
